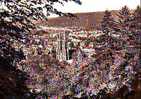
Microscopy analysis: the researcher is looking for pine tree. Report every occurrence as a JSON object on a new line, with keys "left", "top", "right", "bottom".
{"left": 117, "top": 6, "right": 132, "bottom": 50}
{"left": 118, "top": 6, "right": 131, "bottom": 32}
{"left": 133, "top": 6, "right": 141, "bottom": 43}
{"left": 132, "top": 6, "right": 141, "bottom": 69}
{"left": 128, "top": 6, "right": 141, "bottom": 49}
{"left": 133, "top": 6, "right": 141, "bottom": 30}
{"left": 101, "top": 10, "right": 117, "bottom": 36}
{"left": 96, "top": 10, "right": 119, "bottom": 50}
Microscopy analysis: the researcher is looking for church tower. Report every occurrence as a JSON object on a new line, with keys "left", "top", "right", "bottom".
{"left": 56, "top": 31, "right": 69, "bottom": 61}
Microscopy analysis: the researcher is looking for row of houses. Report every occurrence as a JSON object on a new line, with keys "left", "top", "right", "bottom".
{"left": 29, "top": 11, "right": 118, "bottom": 61}
{"left": 32, "top": 26, "right": 103, "bottom": 62}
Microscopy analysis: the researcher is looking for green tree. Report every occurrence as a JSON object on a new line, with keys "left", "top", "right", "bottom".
{"left": 118, "top": 6, "right": 131, "bottom": 32}
{"left": 101, "top": 10, "right": 117, "bottom": 36}
{"left": 93, "top": 7, "right": 140, "bottom": 97}
{"left": 132, "top": 6, "right": 141, "bottom": 45}
{"left": 97, "top": 10, "right": 119, "bottom": 49}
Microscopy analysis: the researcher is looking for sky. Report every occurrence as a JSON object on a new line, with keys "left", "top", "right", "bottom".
{"left": 50, "top": 0, "right": 140, "bottom": 17}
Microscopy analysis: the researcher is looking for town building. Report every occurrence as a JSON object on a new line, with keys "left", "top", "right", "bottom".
{"left": 34, "top": 11, "right": 118, "bottom": 61}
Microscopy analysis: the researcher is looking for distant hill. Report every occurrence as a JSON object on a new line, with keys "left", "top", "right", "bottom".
{"left": 37, "top": 10, "right": 119, "bottom": 31}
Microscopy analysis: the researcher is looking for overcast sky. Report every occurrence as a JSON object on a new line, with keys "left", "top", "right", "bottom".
{"left": 50, "top": 0, "right": 140, "bottom": 17}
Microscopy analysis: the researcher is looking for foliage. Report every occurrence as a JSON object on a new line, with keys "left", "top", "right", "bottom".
{"left": 101, "top": 10, "right": 117, "bottom": 35}
{"left": 131, "top": 6, "right": 141, "bottom": 46}
{"left": 0, "top": 0, "right": 81, "bottom": 98}
{"left": 20, "top": 6, "right": 141, "bottom": 98}
{"left": 92, "top": 6, "right": 141, "bottom": 98}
